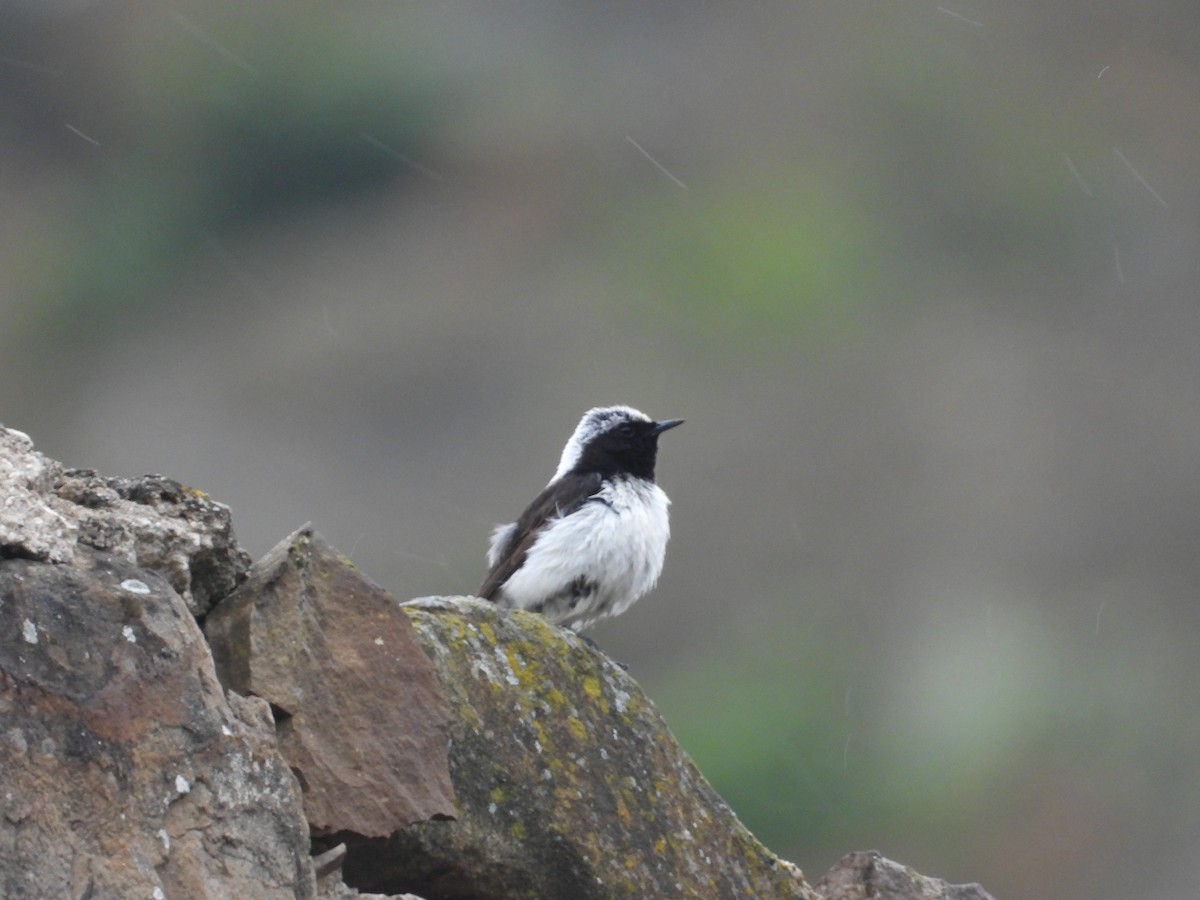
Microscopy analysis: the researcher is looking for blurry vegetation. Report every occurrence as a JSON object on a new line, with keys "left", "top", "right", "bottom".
{"left": 30, "top": 9, "right": 461, "bottom": 335}
{"left": 862, "top": 73, "right": 1096, "bottom": 273}
{"left": 611, "top": 174, "right": 881, "bottom": 356}
{"left": 648, "top": 626, "right": 861, "bottom": 850}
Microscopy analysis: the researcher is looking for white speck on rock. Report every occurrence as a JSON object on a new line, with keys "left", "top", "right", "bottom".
{"left": 120, "top": 579, "right": 151, "bottom": 594}
{"left": 174, "top": 775, "right": 190, "bottom": 795}
{"left": 374, "top": 636, "right": 384, "bottom": 645}
{"left": 612, "top": 687, "right": 630, "bottom": 714}
{"left": 494, "top": 645, "right": 520, "bottom": 686}
{"left": 153, "top": 888, "right": 165, "bottom": 900}
{"left": 21, "top": 619, "right": 37, "bottom": 644}
{"left": 158, "top": 828, "right": 171, "bottom": 851}
{"left": 122, "top": 625, "right": 137, "bottom": 643}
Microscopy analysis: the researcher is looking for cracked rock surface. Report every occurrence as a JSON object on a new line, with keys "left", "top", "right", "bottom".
{"left": 1, "top": 424, "right": 250, "bottom": 617}
{"left": 0, "top": 549, "right": 315, "bottom": 899}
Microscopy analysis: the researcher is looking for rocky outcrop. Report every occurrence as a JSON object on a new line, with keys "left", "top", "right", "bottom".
{"left": 0, "top": 425, "right": 995, "bottom": 900}
{"left": 0, "top": 546, "right": 314, "bottom": 899}
{"left": 204, "top": 526, "right": 457, "bottom": 838}
{"left": 346, "top": 595, "right": 818, "bottom": 899}
{"left": 0, "top": 425, "right": 249, "bottom": 617}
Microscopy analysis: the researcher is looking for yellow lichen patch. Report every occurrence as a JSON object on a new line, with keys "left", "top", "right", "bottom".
{"left": 578, "top": 675, "right": 613, "bottom": 713}
{"left": 418, "top": 611, "right": 469, "bottom": 649}
{"left": 458, "top": 701, "right": 482, "bottom": 729}
{"left": 566, "top": 717, "right": 588, "bottom": 742}
{"left": 490, "top": 786, "right": 506, "bottom": 805}
{"left": 654, "top": 836, "right": 668, "bottom": 855}
{"left": 504, "top": 644, "right": 542, "bottom": 689}
{"left": 510, "top": 820, "right": 526, "bottom": 840}
{"left": 332, "top": 549, "right": 358, "bottom": 570}
{"left": 614, "top": 794, "right": 632, "bottom": 827}
{"left": 478, "top": 621, "right": 497, "bottom": 644}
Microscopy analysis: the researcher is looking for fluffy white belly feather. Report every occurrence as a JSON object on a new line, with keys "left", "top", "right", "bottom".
{"left": 492, "top": 477, "right": 671, "bottom": 631}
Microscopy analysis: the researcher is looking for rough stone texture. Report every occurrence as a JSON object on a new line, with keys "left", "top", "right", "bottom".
{"left": 0, "top": 424, "right": 251, "bottom": 617}
{"left": 1, "top": 428, "right": 997, "bottom": 900}
{"left": 815, "top": 851, "right": 997, "bottom": 900}
{"left": 204, "top": 525, "right": 457, "bottom": 837}
{"left": 0, "top": 549, "right": 315, "bottom": 899}
{"left": 0, "top": 426, "right": 77, "bottom": 563}
{"left": 340, "top": 596, "right": 820, "bottom": 900}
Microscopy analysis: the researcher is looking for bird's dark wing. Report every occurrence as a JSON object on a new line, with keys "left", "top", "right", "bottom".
{"left": 477, "top": 471, "right": 604, "bottom": 600}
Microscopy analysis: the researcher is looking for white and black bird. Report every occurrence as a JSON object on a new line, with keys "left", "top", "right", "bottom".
{"left": 477, "top": 405, "right": 683, "bottom": 632}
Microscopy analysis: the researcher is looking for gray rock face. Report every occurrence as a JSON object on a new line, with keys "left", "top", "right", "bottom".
{"left": 0, "top": 426, "right": 77, "bottom": 563}
{"left": 0, "top": 549, "right": 315, "bottom": 900}
{"left": 0, "top": 424, "right": 250, "bottom": 617}
{"left": 816, "top": 851, "right": 996, "bottom": 900}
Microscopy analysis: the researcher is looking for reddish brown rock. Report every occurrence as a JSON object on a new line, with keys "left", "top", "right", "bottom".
{"left": 0, "top": 549, "right": 314, "bottom": 899}
{"left": 204, "top": 526, "right": 457, "bottom": 838}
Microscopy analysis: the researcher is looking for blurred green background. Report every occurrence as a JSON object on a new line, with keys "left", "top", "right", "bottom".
{"left": 4, "top": 3, "right": 1199, "bottom": 898}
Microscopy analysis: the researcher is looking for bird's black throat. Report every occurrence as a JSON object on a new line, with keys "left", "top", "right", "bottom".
{"left": 571, "top": 421, "right": 664, "bottom": 482}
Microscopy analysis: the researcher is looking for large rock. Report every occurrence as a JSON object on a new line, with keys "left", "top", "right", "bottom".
{"left": 204, "top": 526, "right": 457, "bottom": 837}
{"left": 816, "top": 850, "right": 996, "bottom": 900}
{"left": 342, "top": 596, "right": 820, "bottom": 900}
{"left": 0, "top": 424, "right": 250, "bottom": 617}
{"left": 0, "top": 549, "right": 315, "bottom": 899}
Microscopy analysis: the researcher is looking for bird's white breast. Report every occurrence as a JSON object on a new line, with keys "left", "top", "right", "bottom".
{"left": 497, "top": 476, "right": 671, "bottom": 630}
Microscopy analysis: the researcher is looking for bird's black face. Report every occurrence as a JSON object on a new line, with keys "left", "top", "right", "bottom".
{"left": 574, "top": 418, "right": 682, "bottom": 481}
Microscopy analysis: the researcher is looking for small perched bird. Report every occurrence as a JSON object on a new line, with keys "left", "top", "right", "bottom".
{"left": 477, "top": 405, "right": 683, "bottom": 632}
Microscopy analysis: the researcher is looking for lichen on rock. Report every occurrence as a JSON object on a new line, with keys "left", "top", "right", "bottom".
{"left": 339, "top": 596, "right": 818, "bottom": 900}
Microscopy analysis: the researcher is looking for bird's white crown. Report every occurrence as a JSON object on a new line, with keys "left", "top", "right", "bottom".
{"left": 549, "top": 405, "right": 653, "bottom": 483}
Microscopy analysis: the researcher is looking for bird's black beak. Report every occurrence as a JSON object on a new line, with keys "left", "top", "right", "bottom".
{"left": 654, "top": 418, "right": 684, "bottom": 434}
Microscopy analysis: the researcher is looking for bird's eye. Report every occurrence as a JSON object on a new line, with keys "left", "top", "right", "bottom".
{"left": 617, "top": 423, "right": 635, "bottom": 437}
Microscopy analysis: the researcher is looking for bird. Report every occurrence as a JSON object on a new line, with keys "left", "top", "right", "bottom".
{"left": 477, "top": 405, "right": 683, "bottom": 632}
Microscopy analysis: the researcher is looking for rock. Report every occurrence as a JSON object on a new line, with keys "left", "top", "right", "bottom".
{"left": 340, "top": 596, "right": 820, "bottom": 900}
{"left": 1, "top": 428, "right": 998, "bottom": 900}
{"left": 204, "top": 526, "right": 457, "bottom": 838}
{"left": 0, "top": 424, "right": 251, "bottom": 617}
{"left": 56, "top": 469, "right": 252, "bottom": 618}
{"left": 0, "top": 426, "right": 77, "bottom": 563}
{"left": 0, "top": 549, "right": 315, "bottom": 899}
{"left": 815, "top": 850, "right": 997, "bottom": 900}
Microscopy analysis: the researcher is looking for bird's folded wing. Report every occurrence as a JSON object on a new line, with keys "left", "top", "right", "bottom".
{"left": 477, "top": 471, "right": 603, "bottom": 600}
